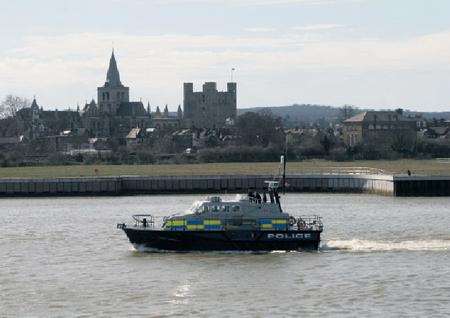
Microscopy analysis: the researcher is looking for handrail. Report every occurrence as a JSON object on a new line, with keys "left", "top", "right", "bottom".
{"left": 132, "top": 214, "right": 155, "bottom": 228}
{"left": 126, "top": 214, "right": 323, "bottom": 231}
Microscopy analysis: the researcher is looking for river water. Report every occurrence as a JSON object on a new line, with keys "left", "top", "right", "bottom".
{"left": 1, "top": 194, "right": 449, "bottom": 317}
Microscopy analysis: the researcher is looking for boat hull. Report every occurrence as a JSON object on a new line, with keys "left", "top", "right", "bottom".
{"left": 122, "top": 227, "right": 321, "bottom": 251}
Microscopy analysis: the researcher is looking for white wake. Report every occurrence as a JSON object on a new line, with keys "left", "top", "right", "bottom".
{"left": 322, "top": 239, "right": 450, "bottom": 252}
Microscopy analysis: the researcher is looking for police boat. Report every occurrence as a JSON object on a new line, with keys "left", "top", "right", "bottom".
{"left": 117, "top": 181, "right": 323, "bottom": 252}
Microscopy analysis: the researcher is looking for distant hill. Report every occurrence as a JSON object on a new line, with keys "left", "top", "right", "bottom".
{"left": 238, "top": 104, "right": 342, "bottom": 127}
{"left": 239, "top": 104, "right": 450, "bottom": 127}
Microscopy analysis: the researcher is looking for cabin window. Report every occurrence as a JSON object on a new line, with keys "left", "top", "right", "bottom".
{"left": 220, "top": 205, "right": 229, "bottom": 212}
{"left": 211, "top": 205, "right": 220, "bottom": 212}
{"left": 232, "top": 205, "right": 240, "bottom": 212}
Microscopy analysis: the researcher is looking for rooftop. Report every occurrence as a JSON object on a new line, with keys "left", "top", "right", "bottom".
{"left": 344, "top": 111, "right": 416, "bottom": 123}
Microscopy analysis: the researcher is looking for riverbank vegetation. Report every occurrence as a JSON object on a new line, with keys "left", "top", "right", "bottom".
{"left": 0, "top": 159, "right": 448, "bottom": 178}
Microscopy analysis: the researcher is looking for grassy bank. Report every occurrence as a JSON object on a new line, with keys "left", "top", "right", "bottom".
{"left": 0, "top": 160, "right": 449, "bottom": 179}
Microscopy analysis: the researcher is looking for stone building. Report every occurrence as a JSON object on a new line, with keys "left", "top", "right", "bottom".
{"left": 82, "top": 50, "right": 151, "bottom": 137}
{"left": 183, "top": 82, "right": 237, "bottom": 129}
{"left": 15, "top": 98, "right": 81, "bottom": 140}
{"left": 343, "top": 111, "right": 417, "bottom": 149}
{"left": 152, "top": 105, "right": 183, "bottom": 130}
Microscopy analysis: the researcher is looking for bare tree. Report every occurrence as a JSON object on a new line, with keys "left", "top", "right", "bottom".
{"left": 339, "top": 104, "right": 355, "bottom": 121}
{"left": 0, "top": 95, "right": 31, "bottom": 119}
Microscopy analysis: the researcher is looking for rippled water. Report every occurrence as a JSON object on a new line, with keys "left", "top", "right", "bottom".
{"left": 1, "top": 194, "right": 450, "bottom": 317}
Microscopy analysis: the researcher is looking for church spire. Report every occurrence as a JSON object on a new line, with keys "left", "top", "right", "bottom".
{"left": 105, "top": 49, "right": 122, "bottom": 87}
{"left": 177, "top": 104, "right": 183, "bottom": 119}
{"left": 31, "top": 98, "right": 39, "bottom": 110}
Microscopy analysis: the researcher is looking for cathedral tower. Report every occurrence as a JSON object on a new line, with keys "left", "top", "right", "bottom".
{"left": 97, "top": 50, "right": 130, "bottom": 114}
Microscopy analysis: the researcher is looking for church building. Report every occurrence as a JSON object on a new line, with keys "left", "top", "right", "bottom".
{"left": 82, "top": 50, "right": 151, "bottom": 137}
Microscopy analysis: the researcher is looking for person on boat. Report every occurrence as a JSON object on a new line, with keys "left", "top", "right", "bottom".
{"left": 255, "top": 192, "right": 262, "bottom": 204}
{"left": 297, "top": 218, "right": 306, "bottom": 230}
{"left": 263, "top": 191, "right": 268, "bottom": 203}
{"left": 248, "top": 190, "right": 255, "bottom": 203}
{"left": 142, "top": 218, "right": 147, "bottom": 228}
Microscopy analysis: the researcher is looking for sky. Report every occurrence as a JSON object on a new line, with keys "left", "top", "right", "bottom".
{"left": 1, "top": 0, "right": 450, "bottom": 111}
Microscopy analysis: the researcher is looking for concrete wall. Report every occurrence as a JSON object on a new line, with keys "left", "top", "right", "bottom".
{"left": 394, "top": 176, "right": 450, "bottom": 196}
{"left": 0, "top": 177, "right": 122, "bottom": 196}
{"left": 0, "top": 174, "right": 398, "bottom": 197}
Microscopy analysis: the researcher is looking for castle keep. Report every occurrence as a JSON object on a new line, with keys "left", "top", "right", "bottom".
{"left": 183, "top": 82, "right": 237, "bottom": 128}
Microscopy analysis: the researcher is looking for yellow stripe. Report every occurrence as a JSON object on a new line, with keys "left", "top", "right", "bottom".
{"left": 186, "top": 225, "right": 204, "bottom": 230}
{"left": 172, "top": 220, "right": 186, "bottom": 226}
{"left": 272, "top": 219, "right": 287, "bottom": 224}
{"left": 204, "top": 219, "right": 222, "bottom": 225}
{"left": 261, "top": 224, "right": 273, "bottom": 229}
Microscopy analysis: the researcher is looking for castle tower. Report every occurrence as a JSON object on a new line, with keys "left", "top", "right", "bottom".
{"left": 97, "top": 50, "right": 130, "bottom": 114}
{"left": 183, "top": 82, "right": 237, "bottom": 128}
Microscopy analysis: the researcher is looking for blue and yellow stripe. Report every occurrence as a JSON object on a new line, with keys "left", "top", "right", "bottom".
{"left": 259, "top": 218, "right": 288, "bottom": 231}
{"left": 164, "top": 219, "right": 223, "bottom": 231}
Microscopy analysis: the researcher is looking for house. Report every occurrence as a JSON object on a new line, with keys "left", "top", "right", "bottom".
{"left": 342, "top": 111, "right": 417, "bottom": 149}
{"left": 126, "top": 128, "right": 145, "bottom": 147}
{"left": 0, "top": 135, "right": 23, "bottom": 147}
{"left": 427, "top": 126, "right": 450, "bottom": 139}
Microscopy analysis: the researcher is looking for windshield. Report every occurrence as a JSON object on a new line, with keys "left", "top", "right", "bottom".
{"left": 187, "top": 201, "right": 204, "bottom": 214}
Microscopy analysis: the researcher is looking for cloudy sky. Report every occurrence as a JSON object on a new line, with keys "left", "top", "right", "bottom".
{"left": 1, "top": 0, "right": 450, "bottom": 111}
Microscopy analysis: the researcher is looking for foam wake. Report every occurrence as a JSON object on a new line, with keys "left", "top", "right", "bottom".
{"left": 322, "top": 239, "right": 450, "bottom": 252}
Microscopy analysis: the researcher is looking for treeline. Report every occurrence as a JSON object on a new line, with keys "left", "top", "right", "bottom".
{"left": 2, "top": 110, "right": 450, "bottom": 167}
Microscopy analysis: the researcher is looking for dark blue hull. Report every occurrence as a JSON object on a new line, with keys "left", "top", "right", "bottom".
{"left": 122, "top": 228, "right": 321, "bottom": 251}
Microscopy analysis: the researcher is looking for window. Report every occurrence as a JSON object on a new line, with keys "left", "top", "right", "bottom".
{"left": 232, "top": 205, "right": 240, "bottom": 212}
{"left": 369, "top": 124, "right": 374, "bottom": 130}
